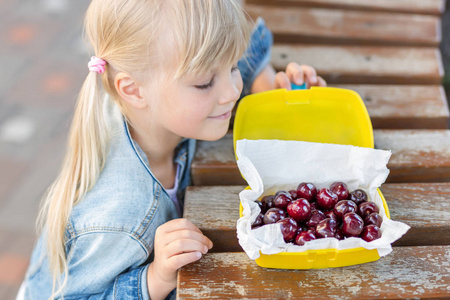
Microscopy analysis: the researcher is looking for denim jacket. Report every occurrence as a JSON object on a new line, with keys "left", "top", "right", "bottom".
{"left": 21, "top": 18, "right": 272, "bottom": 299}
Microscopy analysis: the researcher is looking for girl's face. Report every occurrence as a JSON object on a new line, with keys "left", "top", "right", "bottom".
{"left": 144, "top": 62, "right": 243, "bottom": 142}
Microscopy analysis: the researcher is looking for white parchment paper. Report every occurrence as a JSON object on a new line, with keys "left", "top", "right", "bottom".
{"left": 235, "top": 139, "right": 410, "bottom": 260}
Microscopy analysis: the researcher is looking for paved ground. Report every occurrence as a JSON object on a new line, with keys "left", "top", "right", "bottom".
{"left": 0, "top": 0, "right": 90, "bottom": 297}
{"left": 0, "top": 0, "right": 449, "bottom": 299}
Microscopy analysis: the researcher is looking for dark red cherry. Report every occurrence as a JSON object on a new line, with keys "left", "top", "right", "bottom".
{"left": 254, "top": 200, "right": 263, "bottom": 211}
{"left": 358, "top": 202, "right": 379, "bottom": 219}
{"left": 251, "top": 213, "right": 264, "bottom": 229}
{"left": 260, "top": 195, "right": 275, "bottom": 212}
{"left": 296, "top": 182, "right": 317, "bottom": 202}
{"left": 288, "top": 189, "right": 299, "bottom": 200}
{"left": 324, "top": 210, "right": 339, "bottom": 222}
{"left": 263, "top": 208, "right": 286, "bottom": 224}
{"left": 316, "top": 188, "right": 339, "bottom": 210}
{"left": 277, "top": 218, "right": 299, "bottom": 243}
{"left": 348, "top": 189, "right": 368, "bottom": 205}
{"left": 329, "top": 182, "right": 349, "bottom": 200}
{"left": 341, "top": 212, "right": 364, "bottom": 237}
{"left": 306, "top": 226, "right": 316, "bottom": 235}
{"left": 273, "top": 191, "right": 292, "bottom": 210}
{"left": 333, "top": 200, "right": 358, "bottom": 220}
{"left": 305, "top": 209, "right": 326, "bottom": 227}
{"left": 335, "top": 227, "right": 345, "bottom": 240}
{"left": 361, "top": 225, "right": 382, "bottom": 242}
{"left": 315, "top": 219, "right": 338, "bottom": 238}
{"left": 295, "top": 231, "right": 316, "bottom": 246}
{"left": 310, "top": 202, "right": 319, "bottom": 211}
{"left": 287, "top": 198, "right": 311, "bottom": 223}
{"left": 364, "top": 213, "right": 383, "bottom": 227}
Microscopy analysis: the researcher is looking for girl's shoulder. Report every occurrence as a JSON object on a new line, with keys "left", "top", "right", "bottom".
{"left": 67, "top": 100, "right": 181, "bottom": 242}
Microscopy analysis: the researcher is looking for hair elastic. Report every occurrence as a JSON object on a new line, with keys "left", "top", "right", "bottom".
{"left": 88, "top": 56, "right": 107, "bottom": 74}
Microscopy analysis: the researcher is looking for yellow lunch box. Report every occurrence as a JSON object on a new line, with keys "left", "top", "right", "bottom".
{"left": 234, "top": 87, "right": 390, "bottom": 269}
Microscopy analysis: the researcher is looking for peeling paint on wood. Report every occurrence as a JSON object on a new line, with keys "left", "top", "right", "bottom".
{"left": 177, "top": 247, "right": 450, "bottom": 299}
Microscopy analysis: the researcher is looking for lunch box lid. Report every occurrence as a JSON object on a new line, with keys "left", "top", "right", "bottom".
{"left": 233, "top": 87, "right": 374, "bottom": 152}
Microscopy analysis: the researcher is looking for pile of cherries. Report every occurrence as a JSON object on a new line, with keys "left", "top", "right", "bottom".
{"left": 251, "top": 182, "right": 383, "bottom": 245}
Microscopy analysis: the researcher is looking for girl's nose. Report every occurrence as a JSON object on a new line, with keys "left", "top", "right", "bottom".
{"left": 218, "top": 76, "right": 242, "bottom": 105}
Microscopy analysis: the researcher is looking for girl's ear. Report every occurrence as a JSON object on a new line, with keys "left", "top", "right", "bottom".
{"left": 114, "top": 72, "right": 147, "bottom": 108}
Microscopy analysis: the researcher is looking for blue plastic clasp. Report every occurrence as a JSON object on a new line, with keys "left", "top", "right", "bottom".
{"left": 291, "top": 82, "right": 307, "bottom": 90}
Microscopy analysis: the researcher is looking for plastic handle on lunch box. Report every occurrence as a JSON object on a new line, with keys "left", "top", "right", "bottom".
{"left": 291, "top": 82, "right": 307, "bottom": 90}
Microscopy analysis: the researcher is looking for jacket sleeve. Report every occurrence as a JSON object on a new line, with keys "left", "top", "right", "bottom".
{"left": 238, "top": 17, "right": 274, "bottom": 98}
{"left": 55, "top": 231, "right": 151, "bottom": 300}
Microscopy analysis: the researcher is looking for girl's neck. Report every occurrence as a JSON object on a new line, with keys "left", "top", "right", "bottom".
{"left": 128, "top": 121, "right": 181, "bottom": 189}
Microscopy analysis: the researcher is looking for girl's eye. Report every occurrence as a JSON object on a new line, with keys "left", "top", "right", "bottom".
{"left": 195, "top": 77, "right": 215, "bottom": 90}
{"left": 231, "top": 65, "right": 239, "bottom": 73}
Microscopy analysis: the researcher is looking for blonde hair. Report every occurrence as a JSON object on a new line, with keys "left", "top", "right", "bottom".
{"left": 37, "top": 0, "right": 250, "bottom": 298}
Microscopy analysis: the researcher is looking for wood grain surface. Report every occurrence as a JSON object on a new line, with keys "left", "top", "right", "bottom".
{"left": 333, "top": 84, "right": 449, "bottom": 129}
{"left": 271, "top": 45, "right": 444, "bottom": 84}
{"left": 177, "top": 246, "right": 450, "bottom": 299}
{"left": 244, "top": 0, "right": 445, "bottom": 15}
{"left": 245, "top": 5, "right": 441, "bottom": 47}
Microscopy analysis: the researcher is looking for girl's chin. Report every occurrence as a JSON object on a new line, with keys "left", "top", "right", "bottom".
{"left": 200, "top": 124, "right": 230, "bottom": 141}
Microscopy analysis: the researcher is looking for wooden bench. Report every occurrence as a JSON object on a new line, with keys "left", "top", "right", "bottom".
{"left": 191, "top": 130, "right": 450, "bottom": 186}
{"left": 270, "top": 45, "right": 444, "bottom": 85}
{"left": 333, "top": 84, "right": 449, "bottom": 129}
{"left": 177, "top": 246, "right": 450, "bottom": 299}
{"left": 183, "top": 183, "right": 450, "bottom": 252}
{"left": 244, "top": 0, "right": 446, "bottom": 16}
{"left": 244, "top": 4, "right": 441, "bottom": 47}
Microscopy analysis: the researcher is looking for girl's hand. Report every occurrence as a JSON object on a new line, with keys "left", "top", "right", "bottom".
{"left": 147, "top": 218, "right": 213, "bottom": 300}
{"left": 274, "top": 62, "right": 327, "bottom": 90}
{"left": 250, "top": 63, "right": 326, "bottom": 94}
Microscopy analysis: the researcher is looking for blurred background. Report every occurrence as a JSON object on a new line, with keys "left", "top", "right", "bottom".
{"left": 0, "top": 0, "right": 90, "bottom": 297}
{"left": 0, "top": 0, "right": 449, "bottom": 298}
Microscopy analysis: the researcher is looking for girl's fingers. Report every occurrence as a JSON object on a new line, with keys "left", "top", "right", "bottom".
{"left": 274, "top": 71, "right": 291, "bottom": 90}
{"left": 162, "top": 229, "right": 213, "bottom": 250}
{"left": 165, "top": 238, "right": 210, "bottom": 258}
{"left": 280, "top": 63, "right": 321, "bottom": 88}
{"left": 285, "top": 62, "right": 305, "bottom": 85}
{"left": 317, "top": 76, "right": 327, "bottom": 87}
{"left": 166, "top": 251, "right": 203, "bottom": 271}
{"left": 300, "top": 65, "right": 318, "bottom": 86}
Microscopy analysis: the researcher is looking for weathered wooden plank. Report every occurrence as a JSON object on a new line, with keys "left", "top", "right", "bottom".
{"left": 245, "top": 5, "right": 441, "bottom": 47}
{"left": 184, "top": 186, "right": 246, "bottom": 252}
{"left": 191, "top": 133, "right": 245, "bottom": 186}
{"left": 375, "top": 130, "right": 450, "bottom": 182}
{"left": 271, "top": 45, "right": 444, "bottom": 84}
{"left": 244, "top": 0, "right": 446, "bottom": 16}
{"left": 183, "top": 183, "right": 450, "bottom": 252}
{"left": 333, "top": 85, "right": 449, "bottom": 129}
{"left": 380, "top": 183, "right": 450, "bottom": 246}
{"left": 192, "top": 130, "right": 450, "bottom": 185}
{"left": 177, "top": 247, "right": 450, "bottom": 299}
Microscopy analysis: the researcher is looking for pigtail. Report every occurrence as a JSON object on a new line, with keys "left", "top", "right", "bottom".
{"left": 37, "top": 69, "right": 109, "bottom": 298}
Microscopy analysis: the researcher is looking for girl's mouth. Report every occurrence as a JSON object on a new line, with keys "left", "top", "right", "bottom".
{"left": 208, "top": 110, "right": 232, "bottom": 120}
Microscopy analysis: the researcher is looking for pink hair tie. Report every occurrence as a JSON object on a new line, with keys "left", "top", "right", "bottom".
{"left": 88, "top": 56, "right": 107, "bottom": 74}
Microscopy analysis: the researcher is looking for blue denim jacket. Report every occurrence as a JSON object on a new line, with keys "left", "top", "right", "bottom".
{"left": 21, "top": 18, "right": 272, "bottom": 299}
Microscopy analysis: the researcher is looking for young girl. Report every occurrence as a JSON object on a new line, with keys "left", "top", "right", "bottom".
{"left": 19, "top": 0, "right": 325, "bottom": 299}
